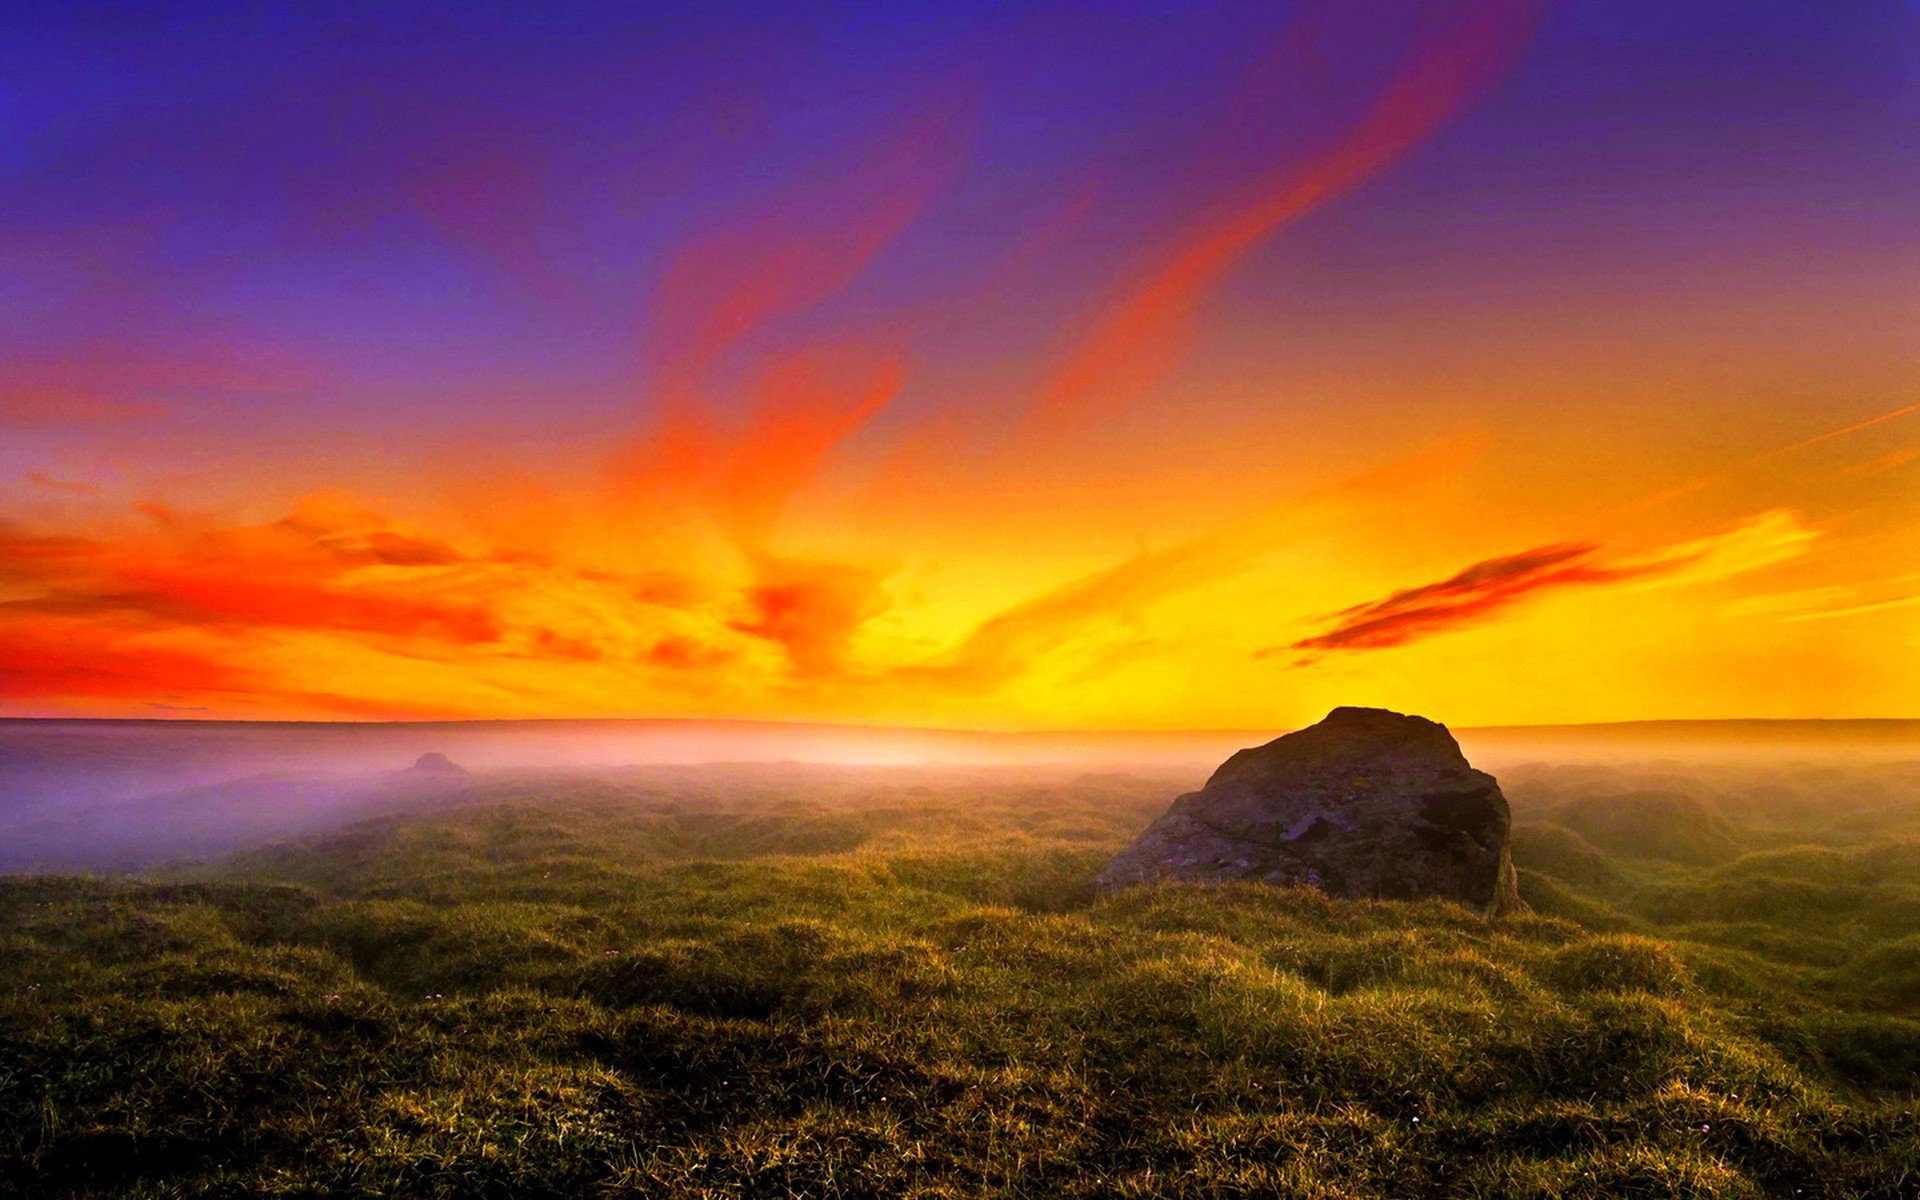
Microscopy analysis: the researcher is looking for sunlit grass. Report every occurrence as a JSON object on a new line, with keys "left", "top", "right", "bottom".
{"left": 3, "top": 765, "right": 1918, "bottom": 1196}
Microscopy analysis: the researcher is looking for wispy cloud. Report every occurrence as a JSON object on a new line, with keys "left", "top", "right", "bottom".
{"left": 1620, "top": 400, "right": 1920, "bottom": 516}
{"left": 1838, "top": 445, "right": 1920, "bottom": 481}
{"left": 0, "top": 340, "right": 308, "bottom": 428}
{"left": 1283, "top": 510, "right": 1818, "bottom": 657}
{"left": 1780, "top": 592, "right": 1920, "bottom": 623}
{"left": 1029, "top": 0, "right": 1540, "bottom": 429}
{"left": 1285, "top": 542, "right": 1654, "bottom": 653}
{"left": 903, "top": 441, "right": 1479, "bottom": 688}
{"left": 24, "top": 471, "right": 98, "bottom": 495}
{"left": 0, "top": 487, "right": 887, "bottom": 714}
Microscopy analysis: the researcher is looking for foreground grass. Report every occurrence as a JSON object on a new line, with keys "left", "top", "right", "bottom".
{"left": 3, "top": 763, "right": 1919, "bottom": 1197}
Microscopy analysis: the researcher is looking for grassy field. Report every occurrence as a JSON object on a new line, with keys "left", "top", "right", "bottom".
{"left": 4, "top": 757, "right": 1920, "bottom": 1197}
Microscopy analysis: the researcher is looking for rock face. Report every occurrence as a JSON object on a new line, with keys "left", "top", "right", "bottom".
{"left": 406, "top": 752, "right": 467, "bottom": 776}
{"left": 1098, "top": 707, "right": 1521, "bottom": 914}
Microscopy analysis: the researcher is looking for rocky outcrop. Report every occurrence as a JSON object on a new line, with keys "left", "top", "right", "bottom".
{"left": 1098, "top": 707, "right": 1521, "bottom": 915}
{"left": 405, "top": 752, "right": 467, "bottom": 776}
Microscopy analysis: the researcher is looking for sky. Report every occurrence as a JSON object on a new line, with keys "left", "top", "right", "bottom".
{"left": 1, "top": 0, "right": 1916, "bottom": 729}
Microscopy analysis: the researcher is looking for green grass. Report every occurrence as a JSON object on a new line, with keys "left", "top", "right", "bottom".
{"left": 3, "top": 762, "right": 1919, "bottom": 1197}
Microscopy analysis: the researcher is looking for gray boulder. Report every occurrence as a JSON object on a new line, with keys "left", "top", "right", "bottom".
{"left": 1098, "top": 707, "right": 1521, "bottom": 915}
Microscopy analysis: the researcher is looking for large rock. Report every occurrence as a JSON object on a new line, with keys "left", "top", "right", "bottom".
{"left": 1098, "top": 707, "right": 1521, "bottom": 914}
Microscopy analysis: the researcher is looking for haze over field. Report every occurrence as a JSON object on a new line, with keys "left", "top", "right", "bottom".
{"left": 4, "top": 715, "right": 1917, "bottom": 872}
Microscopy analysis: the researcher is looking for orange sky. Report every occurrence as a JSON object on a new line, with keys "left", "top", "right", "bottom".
{"left": 2, "top": 0, "right": 1916, "bottom": 727}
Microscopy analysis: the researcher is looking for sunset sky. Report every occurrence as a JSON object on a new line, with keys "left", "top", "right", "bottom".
{"left": 2, "top": 0, "right": 1916, "bottom": 728}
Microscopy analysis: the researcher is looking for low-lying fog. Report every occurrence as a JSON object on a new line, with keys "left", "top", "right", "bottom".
{"left": 3, "top": 716, "right": 1916, "bottom": 872}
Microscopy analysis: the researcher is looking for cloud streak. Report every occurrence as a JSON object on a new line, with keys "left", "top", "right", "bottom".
{"left": 1286, "top": 511, "right": 1818, "bottom": 657}
{"left": 1030, "top": 0, "right": 1541, "bottom": 429}
{"left": 1288, "top": 543, "right": 1659, "bottom": 653}
{"left": 0, "top": 341, "right": 309, "bottom": 428}
{"left": 904, "top": 441, "right": 1481, "bottom": 689}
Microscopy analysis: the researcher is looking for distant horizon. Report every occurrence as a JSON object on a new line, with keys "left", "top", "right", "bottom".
{"left": 6, "top": 712, "right": 1919, "bottom": 735}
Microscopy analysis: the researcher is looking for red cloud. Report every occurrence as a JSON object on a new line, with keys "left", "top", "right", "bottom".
{"left": 640, "top": 101, "right": 969, "bottom": 408}
{"left": 1287, "top": 542, "right": 1670, "bottom": 654}
{"left": 0, "top": 619, "right": 489, "bottom": 719}
{"left": 645, "top": 634, "right": 733, "bottom": 671}
{"left": 1030, "top": 0, "right": 1540, "bottom": 429}
{"left": 612, "top": 347, "right": 906, "bottom": 537}
{"left": 0, "top": 506, "right": 504, "bottom": 645}
{"left": 603, "top": 101, "right": 969, "bottom": 562}
{"left": 728, "top": 554, "right": 890, "bottom": 678}
{"left": 0, "top": 625, "right": 253, "bottom": 701}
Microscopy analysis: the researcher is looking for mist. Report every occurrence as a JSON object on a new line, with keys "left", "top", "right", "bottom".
{"left": 5, "top": 716, "right": 1915, "bottom": 873}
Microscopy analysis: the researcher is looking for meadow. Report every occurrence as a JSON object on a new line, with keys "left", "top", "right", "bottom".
{"left": 4, "top": 750, "right": 1920, "bottom": 1197}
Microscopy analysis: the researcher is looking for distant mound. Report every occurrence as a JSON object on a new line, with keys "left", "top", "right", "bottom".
{"left": 405, "top": 752, "right": 468, "bottom": 776}
{"left": 1511, "top": 822, "right": 1628, "bottom": 893}
{"left": 1549, "top": 791, "right": 1737, "bottom": 864}
{"left": 1098, "top": 707, "right": 1521, "bottom": 915}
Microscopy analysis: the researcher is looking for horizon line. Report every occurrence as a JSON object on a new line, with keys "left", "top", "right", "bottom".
{"left": 4, "top": 713, "right": 1919, "bottom": 737}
